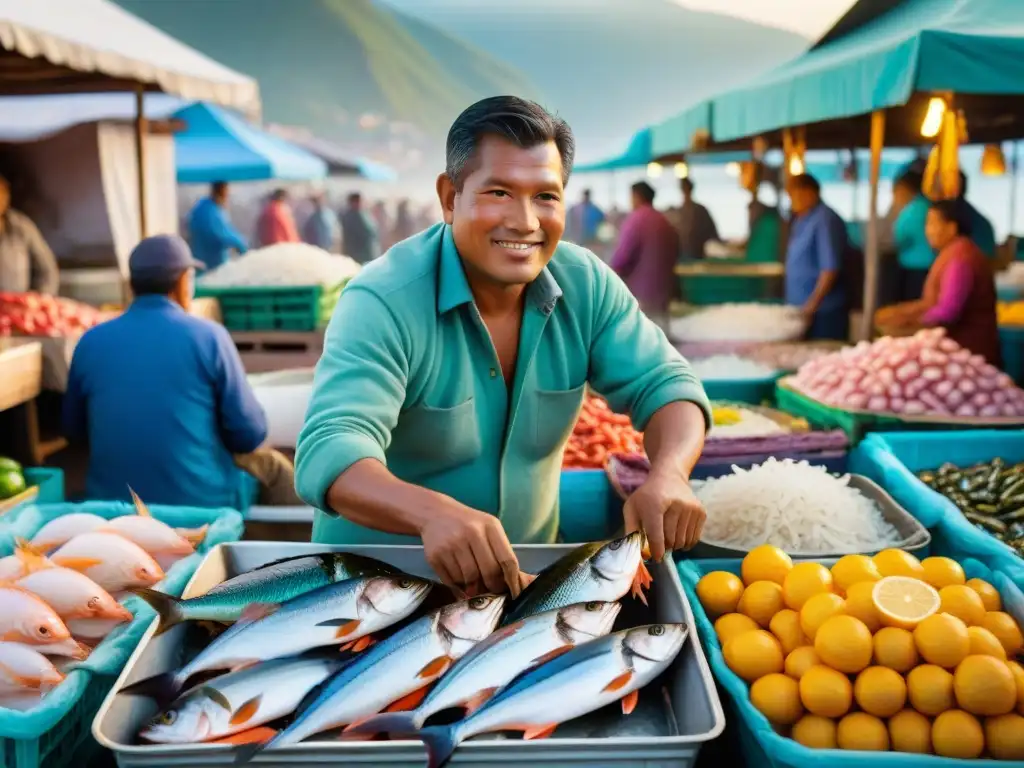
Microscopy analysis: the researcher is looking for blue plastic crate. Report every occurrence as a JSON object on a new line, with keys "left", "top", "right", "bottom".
{"left": 677, "top": 556, "right": 1024, "bottom": 768}
{"left": 850, "top": 431, "right": 1024, "bottom": 572}
{"left": 0, "top": 501, "right": 244, "bottom": 768}
{"left": 701, "top": 374, "right": 781, "bottom": 406}
{"left": 21, "top": 469, "right": 64, "bottom": 505}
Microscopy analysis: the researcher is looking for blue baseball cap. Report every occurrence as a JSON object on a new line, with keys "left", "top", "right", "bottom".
{"left": 128, "top": 234, "right": 205, "bottom": 280}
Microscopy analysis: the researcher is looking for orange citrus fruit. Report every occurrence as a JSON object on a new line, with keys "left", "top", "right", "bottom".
{"left": 872, "top": 576, "right": 939, "bottom": 630}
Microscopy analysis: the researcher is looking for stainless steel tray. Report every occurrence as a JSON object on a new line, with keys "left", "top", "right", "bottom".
{"left": 93, "top": 543, "right": 725, "bottom": 767}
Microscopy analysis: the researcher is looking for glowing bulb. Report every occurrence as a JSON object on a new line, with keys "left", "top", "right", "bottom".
{"left": 725, "top": 162, "right": 741, "bottom": 178}
{"left": 646, "top": 162, "right": 663, "bottom": 178}
{"left": 674, "top": 162, "right": 689, "bottom": 179}
{"left": 788, "top": 155, "right": 805, "bottom": 175}
{"left": 920, "top": 97, "right": 946, "bottom": 138}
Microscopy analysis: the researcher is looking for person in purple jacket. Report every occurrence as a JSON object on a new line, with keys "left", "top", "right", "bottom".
{"left": 609, "top": 181, "right": 680, "bottom": 331}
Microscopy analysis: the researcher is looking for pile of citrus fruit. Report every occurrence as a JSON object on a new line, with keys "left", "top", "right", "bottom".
{"left": 695, "top": 545, "right": 1024, "bottom": 759}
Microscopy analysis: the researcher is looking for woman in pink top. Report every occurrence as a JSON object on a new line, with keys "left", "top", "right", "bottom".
{"left": 257, "top": 188, "right": 300, "bottom": 246}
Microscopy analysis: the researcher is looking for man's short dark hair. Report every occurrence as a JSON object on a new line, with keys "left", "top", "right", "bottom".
{"left": 930, "top": 198, "right": 972, "bottom": 236}
{"left": 347, "top": 192, "right": 361, "bottom": 204}
{"left": 631, "top": 181, "right": 655, "bottom": 204}
{"left": 681, "top": 178, "right": 695, "bottom": 194}
{"left": 789, "top": 173, "right": 821, "bottom": 195}
{"left": 894, "top": 171, "right": 922, "bottom": 195}
{"left": 270, "top": 188, "right": 287, "bottom": 202}
{"left": 445, "top": 96, "right": 575, "bottom": 190}
{"left": 211, "top": 181, "right": 228, "bottom": 197}
{"left": 130, "top": 271, "right": 184, "bottom": 297}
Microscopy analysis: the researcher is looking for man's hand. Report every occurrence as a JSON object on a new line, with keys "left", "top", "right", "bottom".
{"left": 419, "top": 505, "right": 525, "bottom": 598}
{"left": 800, "top": 302, "right": 817, "bottom": 326}
{"left": 623, "top": 467, "right": 706, "bottom": 562}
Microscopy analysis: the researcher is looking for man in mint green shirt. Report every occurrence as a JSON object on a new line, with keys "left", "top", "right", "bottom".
{"left": 295, "top": 96, "right": 711, "bottom": 599}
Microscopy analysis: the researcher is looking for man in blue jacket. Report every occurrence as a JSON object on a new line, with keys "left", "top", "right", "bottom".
{"left": 187, "top": 181, "right": 248, "bottom": 272}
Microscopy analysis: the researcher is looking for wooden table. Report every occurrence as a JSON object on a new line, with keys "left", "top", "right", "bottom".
{"left": 231, "top": 330, "right": 325, "bottom": 374}
{"left": 674, "top": 262, "right": 785, "bottom": 278}
{"left": 0, "top": 339, "right": 66, "bottom": 465}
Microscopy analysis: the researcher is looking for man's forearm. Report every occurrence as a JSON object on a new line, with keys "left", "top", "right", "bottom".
{"left": 642, "top": 401, "right": 706, "bottom": 481}
{"left": 804, "top": 269, "right": 838, "bottom": 314}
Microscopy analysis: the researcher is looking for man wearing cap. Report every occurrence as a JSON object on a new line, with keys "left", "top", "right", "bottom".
{"left": 63, "top": 235, "right": 298, "bottom": 507}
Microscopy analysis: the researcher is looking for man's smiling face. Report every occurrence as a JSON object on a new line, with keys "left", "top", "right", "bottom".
{"left": 440, "top": 134, "right": 566, "bottom": 288}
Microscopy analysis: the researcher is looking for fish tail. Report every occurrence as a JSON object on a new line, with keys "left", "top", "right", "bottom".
{"left": 342, "top": 710, "right": 421, "bottom": 738}
{"left": 117, "top": 672, "right": 181, "bottom": 707}
{"left": 418, "top": 725, "right": 460, "bottom": 768}
{"left": 131, "top": 587, "right": 185, "bottom": 635}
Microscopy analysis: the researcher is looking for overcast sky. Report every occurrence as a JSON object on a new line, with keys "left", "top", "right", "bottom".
{"left": 674, "top": 0, "right": 856, "bottom": 38}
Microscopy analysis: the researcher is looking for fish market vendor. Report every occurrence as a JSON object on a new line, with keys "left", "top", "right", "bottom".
{"left": 295, "top": 97, "right": 712, "bottom": 597}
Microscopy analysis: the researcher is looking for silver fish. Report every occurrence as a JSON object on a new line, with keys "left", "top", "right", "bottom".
{"left": 238, "top": 595, "right": 506, "bottom": 762}
{"left": 417, "top": 623, "right": 688, "bottom": 768}
{"left": 347, "top": 600, "right": 621, "bottom": 736}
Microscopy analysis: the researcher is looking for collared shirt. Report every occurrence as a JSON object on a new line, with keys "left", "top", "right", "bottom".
{"left": 893, "top": 194, "right": 934, "bottom": 270}
{"left": 187, "top": 198, "right": 247, "bottom": 272}
{"left": 609, "top": 204, "right": 680, "bottom": 310}
{"left": 295, "top": 223, "right": 710, "bottom": 546}
{"left": 674, "top": 200, "right": 719, "bottom": 260}
{"left": 0, "top": 208, "right": 59, "bottom": 294}
{"left": 63, "top": 296, "right": 267, "bottom": 507}
{"left": 785, "top": 202, "right": 848, "bottom": 313}
{"left": 258, "top": 201, "right": 300, "bottom": 246}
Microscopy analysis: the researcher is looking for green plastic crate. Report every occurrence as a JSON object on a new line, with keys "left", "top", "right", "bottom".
{"left": 999, "top": 326, "right": 1024, "bottom": 386}
{"left": 196, "top": 282, "right": 344, "bottom": 331}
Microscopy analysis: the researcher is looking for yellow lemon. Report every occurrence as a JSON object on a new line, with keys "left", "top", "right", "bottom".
{"left": 937, "top": 584, "right": 986, "bottom": 626}
{"left": 887, "top": 709, "right": 932, "bottom": 754}
{"left": 836, "top": 712, "right": 889, "bottom": 751}
{"left": 741, "top": 544, "right": 793, "bottom": 586}
{"left": 966, "top": 625, "right": 1007, "bottom": 659}
{"left": 1009, "top": 660, "right": 1024, "bottom": 715}
{"left": 791, "top": 714, "right": 837, "bottom": 749}
{"left": 737, "top": 580, "right": 785, "bottom": 628}
{"left": 696, "top": 571, "right": 744, "bottom": 617}
{"left": 814, "top": 615, "right": 873, "bottom": 674}
{"left": 783, "top": 562, "right": 834, "bottom": 611}
{"left": 843, "top": 581, "right": 882, "bottom": 633}
{"left": 723, "top": 629, "right": 784, "bottom": 682}
{"left": 953, "top": 654, "right": 1017, "bottom": 716}
{"left": 985, "top": 713, "right": 1024, "bottom": 760}
{"left": 872, "top": 549, "right": 925, "bottom": 579}
{"left": 830, "top": 554, "right": 881, "bottom": 595}
{"left": 749, "top": 673, "right": 804, "bottom": 726}
{"left": 769, "top": 609, "right": 808, "bottom": 655}
{"left": 714, "top": 613, "right": 759, "bottom": 645}
{"left": 965, "top": 577, "right": 1002, "bottom": 611}
{"left": 914, "top": 613, "right": 970, "bottom": 668}
{"left": 872, "top": 627, "right": 918, "bottom": 673}
{"left": 979, "top": 611, "right": 1024, "bottom": 657}
{"left": 906, "top": 664, "right": 955, "bottom": 716}
{"left": 799, "top": 664, "right": 853, "bottom": 718}
{"left": 799, "top": 593, "right": 846, "bottom": 641}
{"left": 872, "top": 576, "right": 939, "bottom": 630}
{"left": 919, "top": 556, "right": 966, "bottom": 589}
{"left": 785, "top": 646, "right": 820, "bottom": 681}
{"left": 931, "top": 710, "right": 984, "bottom": 759}
{"left": 853, "top": 666, "right": 907, "bottom": 718}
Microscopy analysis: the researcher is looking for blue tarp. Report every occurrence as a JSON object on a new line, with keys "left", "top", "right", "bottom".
{"left": 174, "top": 102, "right": 327, "bottom": 183}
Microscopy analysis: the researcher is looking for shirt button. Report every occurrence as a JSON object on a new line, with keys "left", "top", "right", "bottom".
{"left": 489, "top": 368, "right": 497, "bottom": 378}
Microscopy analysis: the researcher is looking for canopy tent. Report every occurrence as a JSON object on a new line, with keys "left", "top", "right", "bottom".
{"left": 174, "top": 102, "right": 327, "bottom": 184}
{"left": 0, "top": 93, "right": 184, "bottom": 142}
{"left": 0, "top": 0, "right": 259, "bottom": 115}
{"left": 266, "top": 125, "right": 397, "bottom": 182}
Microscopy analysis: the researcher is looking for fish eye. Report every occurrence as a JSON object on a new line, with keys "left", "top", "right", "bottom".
{"left": 87, "top": 597, "right": 100, "bottom": 609}
{"left": 585, "top": 601, "right": 601, "bottom": 611}
{"left": 608, "top": 539, "right": 623, "bottom": 551}
{"left": 159, "top": 711, "right": 177, "bottom": 725}
{"left": 37, "top": 626, "right": 50, "bottom": 637}
{"left": 649, "top": 625, "right": 665, "bottom": 637}
{"left": 469, "top": 596, "right": 489, "bottom": 609}
{"left": 398, "top": 578, "right": 415, "bottom": 589}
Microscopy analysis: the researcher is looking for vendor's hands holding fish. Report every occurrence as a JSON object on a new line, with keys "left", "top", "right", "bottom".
{"left": 623, "top": 466, "right": 705, "bottom": 561}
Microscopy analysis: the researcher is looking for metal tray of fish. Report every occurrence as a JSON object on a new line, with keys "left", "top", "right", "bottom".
{"left": 92, "top": 542, "right": 725, "bottom": 767}
{"left": 688, "top": 474, "right": 932, "bottom": 560}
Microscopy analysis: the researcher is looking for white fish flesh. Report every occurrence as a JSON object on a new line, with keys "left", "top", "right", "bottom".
{"left": 50, "top": 532, "right": 163, "bottom": 593}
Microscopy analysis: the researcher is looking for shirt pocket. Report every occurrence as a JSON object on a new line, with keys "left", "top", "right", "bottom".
{"left": 389, "top": 397, "right": 482, "bottom": 479}
{"left": 525, "top": 383, "right": 587, "bottom": 461}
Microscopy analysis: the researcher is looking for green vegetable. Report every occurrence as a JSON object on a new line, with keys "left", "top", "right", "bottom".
{"left": 0, "top": 469, "right": 26, "bottom": 500}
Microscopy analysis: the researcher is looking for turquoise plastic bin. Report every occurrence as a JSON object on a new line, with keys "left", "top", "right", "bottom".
{"left": 22, "top": 468, "right": 64, "bottom": 505}
{"left": 557, "top": 469, "right": 622, "bottom": 542}
{"left": 999, "top": 326, "right": 1024, "bottom": 386}
{"left": 678, "top": 556, "right": 1024, "bottom": 768}
{"left": 850, "top": 432, "right": 1023, "bottom": 572}
{"left": 701, "top": 374, "right": 781, "bottom": 406}
{"left": 0, "top": 502, "right": 244, "bottom": 768}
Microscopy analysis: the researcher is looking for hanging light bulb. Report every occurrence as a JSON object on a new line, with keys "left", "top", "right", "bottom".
{"left": 981, "top": 144, "right": 1007, "bottom": 176}
{"left": 920, "top": 97, "right": 946, "bottom": 138}
{"left": 646, "top": 162, "right": 663, "bottom": 178}
{"left": 788, "top": 154, "right": 805, "bottom": 175}
{"left": 725, "top": 162, "right": 741, "bottom": 178}
{"left": 674, "top": 162, "right": 689, "bottom": 179}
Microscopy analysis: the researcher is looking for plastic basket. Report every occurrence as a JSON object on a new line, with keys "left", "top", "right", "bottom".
{"left": 22, "top": 469, "right": 64, "bottom": 505}
{"left": 775, "top": 381, "right": 904, "bottom": 445}
{"left": 702, "top": 374, "right": 780, "bottom": 406}
{"left": 850, "top": 432, "right": 1024, "bottom": 572}
{"left": 0, "top": 502, "right": 244, "bottom": 768}
{"left": 195, "top": 282, "right": 343, "bottom": 332}
{"left": 999, "top": 326, "right": 1024, "bottom": 386}
{"left": 557, "top": 469, "right": 623, "bottom": 543}
{"left": 677, "top": 556, "right": 1024, "bottom": 768}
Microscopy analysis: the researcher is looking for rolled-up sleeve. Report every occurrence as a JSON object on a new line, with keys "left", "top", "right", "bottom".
{"left": 294, "top": 286, "right": 409, "bottom": 509}
{"left": 587, "top": 259, "right": 711, "bottom": 431}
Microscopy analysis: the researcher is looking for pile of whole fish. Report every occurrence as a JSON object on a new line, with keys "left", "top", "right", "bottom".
{"left": 0, "top": 491, "right": 202, "bottom": 710}
{"left": 121, "top": 531, "right": 689, "bottom": 767}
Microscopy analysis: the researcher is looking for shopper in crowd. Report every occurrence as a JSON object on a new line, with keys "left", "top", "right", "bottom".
{"left": 957, "top": 172, "right": 997, "bottom": 258}
{"left": 63, "top": 235, "right": 301, "bottom": 508}
{"left": 391, "top": 198, "right": 416, "bottom": 244}
{"left": 302, "top": 191, "right": 340, "bottom": 252}
{"left": 370, "top": 199, "right": 391, "bottom": 243}
{"left": 610, "top": 181, "right": 679, "bottom": 331}
{"left": 673, "top": 178, "right": 719, "bottom": 261}
{"left": 784, "top": 173, "right": 850, "bottom": 341}
{"left": 186, "top": 181, "right": 248, "bottom": 273}
{"left": 339, "top": 192, "right": 380, "bottom": 263}
{"left": 565, "top": 188, "right": 605, "bottom": 247}
{"left": 0, "top": 172, "right": 59, "bottom": 294}
{"left": 892, "top": 171, "right": 934, "bottom": 301}
{"left": 256, "top": 188, "right": 300, "bottom": 246}
{"left": 294, "top": 96, "right": 709, "bottom": 598}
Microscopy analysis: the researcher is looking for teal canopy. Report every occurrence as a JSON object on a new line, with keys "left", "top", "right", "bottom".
{"left": 574, "top": 129, "right": 655, "bottom": 172}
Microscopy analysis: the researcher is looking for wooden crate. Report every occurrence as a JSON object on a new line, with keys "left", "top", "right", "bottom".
{"left": 231, "top": 330, "right": 324, "bottom": 374}
{"left": 0, "top": 340, "right": 43, "bottom": 412}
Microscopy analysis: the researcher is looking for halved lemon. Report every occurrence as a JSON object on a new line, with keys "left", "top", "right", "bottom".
{"left": 872, "top": 576, "right": 940, "bottom": 630}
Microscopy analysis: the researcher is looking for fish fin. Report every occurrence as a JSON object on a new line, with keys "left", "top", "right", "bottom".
{"left": 14, "top": 539, "right": 50, "bottom": 573}
{"left": 417, "top": 725, "right": 459, "bottom": 768}
{"left": 0, "top": 661, "right": 45, "bottom": 690}
{"left": 51, "top": 556, "right": 103, "bottom": 572}
{"left": 416, "top": 655, "right": 453, "bottom": 679}
{"left": 523, "top": 723, "right": 558, "bottom": 740}
{"left": 314, "top": 617, "right": 360, "bottom": 637}
{"left": 211, "top": 726, "right": 277, "bottom": 746}
{"left": 531, "top": 645, "right": 573, "bottom": 666}
{"left": 621, "top": 689, "right": 639, "bottom": 715}
{"left": 229, "top": 660, "right": 261, "bottom": 674}
{"left": 603, "top": 670, "right": 634, "bottom": 693}
{"left": 238, "top": 603, "right": 279, "bottom": 623}
{"left": 345, "top": 634, "right": 375, "bottom": 653}
{"left": 177, "top": 524, "right": 209, "bottom": 547}
{"left": 631, "top": 563, "right": 651, "bottom": 606}
{"left": 385, "top": 684, "right": 431, "bottom": 712}
{"left": 463, "top": 686, "right": 498, "bottom": 715}
{"left": 130, "top": 588, "right": 184, "bottom": 636}
{"left": 229, "top": 695, "right": 262, "bottom": 726}
{"left": 198, "top": 686, "right": 232, "bottom": 712}
{"left": 639, "top": 559, "right": 653, "bottom": 588}
{"left": 117, "top": 672, "right": 180, "bottom": 707}
{"left": 342, "top": 711, "right": 420, "bottom": 738}
{"left": 128, "top": 486, "right": 152, "bottom": 517}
